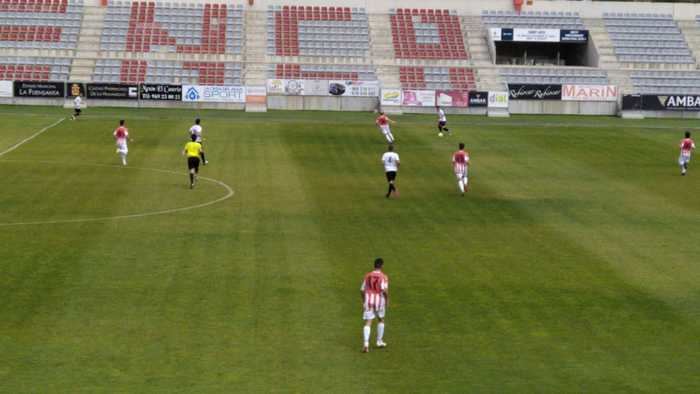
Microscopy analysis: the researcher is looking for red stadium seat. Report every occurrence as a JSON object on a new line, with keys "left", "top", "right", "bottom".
{"left": 400, "top": 66, "right": 476, "bottom": 91}
{"left": 390, "top": 8, "right": 468, "bottom": 60}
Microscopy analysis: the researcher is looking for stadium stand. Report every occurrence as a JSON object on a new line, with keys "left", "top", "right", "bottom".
{"left": 630, "top": 70, "right": 700, "bottom": 94}
{"left": 399, "top": 66, "right": 476, "bottom": 90}
{"left": 266, "top": 5, "right": 369, "bottom": 57}
{"left": 500, "top": 67, "right": 608, "bottom": 85}
{"left": 0, "top": 56, "right": 70, "bottom": 80}
{"left": 100, "top": 1, "right": 243, "bottom": 54}
{"left": 389, "top": 8, "right": 468, "bottom": 60}
{"left": 6, "top": 0, "right": 700, "bottom": 114}
{"left": 603, "top": 13, "right": 694, "bottom": 66}
{"left": 269, "top": 63, "right": 376, "bottom": 81}
{"left": 93, "top": 59, "right": 242, "bottom": 84}
{"left": 481, "top": 9, "right": 584, "bottom": 29}
{"left": 0, "top": 0, "right": 83, "bottom": 50}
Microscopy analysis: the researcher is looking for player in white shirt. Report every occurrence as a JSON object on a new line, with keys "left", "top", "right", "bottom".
{"left": 381, "top": 144, "right": 400, "bottom": 198}
{"left": 71, "top": 95, "right": 82, "bottom": 120}
{"left": 113, "top": 120, "right": 131, "bottom": 166}
{"left": 189, "top": 118, "right": 207, "bottom": 165}
{"left": 436, "top": 106, "right": 450, "bottom": 136}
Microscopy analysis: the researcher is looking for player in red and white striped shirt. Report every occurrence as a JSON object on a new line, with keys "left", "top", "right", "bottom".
{"left": 679, "top": 131, "right": 696, "bottom": 176}
{"left": 360, "top": 258, "right": 389, "bottom": 353}
{"left": 113, "top": 119, "right": 131, "bottom": 166}
{"left": 376, "top": 112, "right": 396, "bottom": 144}
{"left": 452, "top": 143, "right": 470, "bottom": 195}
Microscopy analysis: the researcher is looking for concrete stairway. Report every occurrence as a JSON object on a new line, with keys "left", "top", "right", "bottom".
{"left": 70, "top": 5, "right": 106, "bottom": 82}
{"left": 678, "top": 20, "right": 700, "bottom": 70}
{"left": 474, "top": 67, "right": 505, "bottom": 92}
{"left": 461, "top": 16, "right": 491, "bottom": 66}
{"left": 460, "top": 16, "right": 504, "bottom": 91}
{"left": 583, "top": 18, "right": 634, "bottom": 93}
{"left": 243, "top": 10, "right": 267, "bottom": 86}
{"left": 368, "top": 13, "right": 399, "bottom": 87}
{"left": 584, "top": 18, "right": 620, "bottom": 70}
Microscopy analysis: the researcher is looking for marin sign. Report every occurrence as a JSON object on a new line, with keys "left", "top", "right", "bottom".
{"left": 508, "top": 84, "right": 562, "bottom": 100}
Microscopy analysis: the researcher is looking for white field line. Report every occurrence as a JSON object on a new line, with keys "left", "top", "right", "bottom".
{"left": 0, "top": 162, "right": 235, "bottom": 227}
{"left": 0, "top": 117, "right": 65, "bottom": 158}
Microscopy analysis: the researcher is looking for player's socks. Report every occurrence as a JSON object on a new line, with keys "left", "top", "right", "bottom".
{"left": 189, "top": 173, "right": 195, "bottom": 187}
{"left": 363, "top": 326, "right": 371, "bottom": 347}
{"left": 377, "top": 323, "right": 385, "bottom": 345}
{"left": 201, "top": 153, "right": 207, "bottom": 165}
{"left": 464, "top": 177, "right": 469, "bottom": 191}
{"left": 458, "top": 180, "right": 464, "bottom": 193}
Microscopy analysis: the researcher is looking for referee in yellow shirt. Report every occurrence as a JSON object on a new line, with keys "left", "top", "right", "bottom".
{"left": 183, "top": 134, "right": 204, "bottom": 189}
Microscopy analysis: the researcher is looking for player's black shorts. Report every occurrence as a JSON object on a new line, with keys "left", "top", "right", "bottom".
{"left": 74, "top": 108, "right": 81, "bottom": 114}
{"left": 187, "top": 156, "right": 200, "bottom": 172}
{"left": 385, "top": 171, "right": 397, "bottom": 182}
{"left": 438, "top": 121, "right": 447, "bottom": 127}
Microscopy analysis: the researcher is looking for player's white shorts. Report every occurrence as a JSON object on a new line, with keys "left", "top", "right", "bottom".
{"left": 116, "top": 142, "right": 128, "bottom": 154}
{"left": 454, "top": 168, "right": 468, "bottom": 179}
{"left": 679, "top": 154, "right": 691, "bottom": 166}
{"left": 380, "top": 125, "right": 391, "bottom": 135}
{"left": 363, "top": 307, "right": 386, "bottom": 321}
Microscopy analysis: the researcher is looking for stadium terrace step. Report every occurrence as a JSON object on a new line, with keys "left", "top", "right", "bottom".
{"left": 390, "top": 8, "right": 468, "bottom": 61}
{"left": 0, "top": 56, "right": 70, "bottom": 80}
{"left": 500, "top": 67, "right": 609, "bottom": 85}
{"left": 399, "top": 66, "right": 476, "bottom": 91}
{"left": 0, "top": 0, "right": 83, "bottom": 51}
{"left": 269, "top": 63, "right": 376, "bottom": 81}
{"left": 630, "top": 70, "right": 700, "bottom": 94}
{"left": 481, "top": 9, "right": 585, "bottom": 30}
{"left": 267, "top": 5, "right": 370, "bottom": 58}
{"left": 603, "top": 13, "right": 696, "bottom": 68}
{"left": 100, "top": 1, "right": 244, "bottom": 55}
{"left": 94, "top": 58, "right": 242, "bottom": 85}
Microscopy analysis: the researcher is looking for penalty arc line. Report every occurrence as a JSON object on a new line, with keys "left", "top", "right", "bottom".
{"left": 0, "top": 117, "right": 66, "bottom": 158}
{"left": 0, "top": 161, "right": 235, "bottom": 227}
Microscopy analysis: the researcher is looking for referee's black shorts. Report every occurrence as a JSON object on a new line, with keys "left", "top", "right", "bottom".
{"left": 385, "top": 171, "right": 397, "bottom": 182}
{"left": 187, "top": 156, "right": 200, "bottom": 172}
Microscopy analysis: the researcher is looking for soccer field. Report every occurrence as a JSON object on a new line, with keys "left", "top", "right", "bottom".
{"left": 0, "top": 105, "right": 699, "bottom": 392}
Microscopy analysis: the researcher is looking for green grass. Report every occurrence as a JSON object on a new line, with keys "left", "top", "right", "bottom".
{"left": 0, "top": 106, "right": 699, "bottom": 393}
